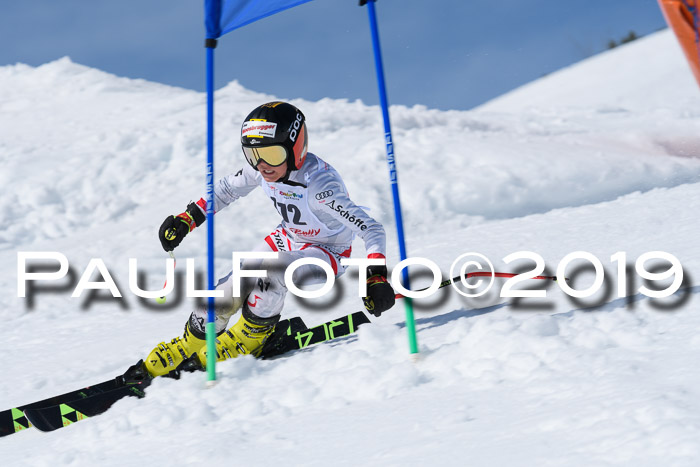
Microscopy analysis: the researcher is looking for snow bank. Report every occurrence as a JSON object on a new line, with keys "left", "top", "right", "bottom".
{"left": 0, "top": 29, "right": 699, "bottom": 466}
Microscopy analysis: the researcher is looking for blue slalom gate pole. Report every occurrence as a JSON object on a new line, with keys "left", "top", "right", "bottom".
{"left": 205, "top": 39, "right": 218, "bottom": 381}
{"left": 202, "top": 0, "right": 318, "bottom": 380}
{"left": 362, "top": 0, "right": 418, "bottom": 354}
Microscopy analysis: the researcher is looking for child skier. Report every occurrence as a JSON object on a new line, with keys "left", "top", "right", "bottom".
{"left": 144, "top": 101, "right": 395, "bottom": 376}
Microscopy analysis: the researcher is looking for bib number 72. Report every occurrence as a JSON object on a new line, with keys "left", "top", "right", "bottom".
{"left": 271, "top": 197, "right": 307, "bottom": 225}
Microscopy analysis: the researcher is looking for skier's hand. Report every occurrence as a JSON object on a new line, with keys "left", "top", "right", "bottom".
{"left": 363, "top": 265, "right": 395, "bottom": 317}
{"left": 158, "top": 202, "right": 205, "bottom": 251}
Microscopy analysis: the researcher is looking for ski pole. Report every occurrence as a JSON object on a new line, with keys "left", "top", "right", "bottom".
{"left": 156, "top": 251, "right": 176, "bottom": 304}
{"left": 394, "top": 271, "right": 561, "bottom": 299}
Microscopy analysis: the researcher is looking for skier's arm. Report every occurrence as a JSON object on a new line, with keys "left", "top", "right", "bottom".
{"left": 308, "top": 174, "right": 395, "bottom": 316}
{"left": 158, "top": 166, "right": 259, "bottom": 251}
{"left": 206, "top": 165, "right": 260, "bottom": 213}
{"left": 308, "top": 173, "right": 387, "bottom": 256}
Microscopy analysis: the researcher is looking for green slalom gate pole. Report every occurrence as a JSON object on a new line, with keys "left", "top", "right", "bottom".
{"left": 361, "top": 0, "right": 418, "bottom": 354}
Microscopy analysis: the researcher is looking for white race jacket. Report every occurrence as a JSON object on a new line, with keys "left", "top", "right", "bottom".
{"left": 201, "top": 153, "right": 386, "bottom": 257}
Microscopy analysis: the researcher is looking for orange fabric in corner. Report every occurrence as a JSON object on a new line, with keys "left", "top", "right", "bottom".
{"left": 658, "top": 0, "right": 700, "bottom": 88}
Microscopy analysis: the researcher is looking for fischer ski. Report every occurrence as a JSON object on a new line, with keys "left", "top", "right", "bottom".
{"left": 24, "top": 376, "right": 150, "bottom": 432}
{"left": 20, "top": 312, "right": 372, "bottom": 433}
{"left": 0, "top": 379, "right": 122, "bottom": 437}
{"left": 0, "top": 317, "right": 298, "bottom": 437}
{"left": 261, "top": 311, "right": 370, "bottom": 358}
{"left": 11, "top": 268, "right": 560, "bottom": 434}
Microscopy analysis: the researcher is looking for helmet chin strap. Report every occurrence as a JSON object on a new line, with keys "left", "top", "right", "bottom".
{"left": 277, "top": 155, "right": 295, "bottom": 182}
{"left": 276, "top": 161, "right": 308, "bottom": 188}
{"left": 275, "top": 169, "right": 293, "bottom": 184}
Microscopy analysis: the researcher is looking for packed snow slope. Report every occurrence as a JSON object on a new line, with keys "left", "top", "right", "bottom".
{"left": 1, "top": 29, "right": 699, "bottom": 466}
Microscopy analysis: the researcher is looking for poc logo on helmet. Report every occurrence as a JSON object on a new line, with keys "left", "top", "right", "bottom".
{"left": 289, "top": 113, "right": 303, "bottom": 142}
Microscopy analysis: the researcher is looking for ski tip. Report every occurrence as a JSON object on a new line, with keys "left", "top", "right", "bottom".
{"left": 23, "top": 409, "right": 53, "bottom": 433}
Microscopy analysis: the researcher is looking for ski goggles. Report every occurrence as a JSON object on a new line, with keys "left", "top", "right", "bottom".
{"left": 242, "top": 145, "right": 288, "bottom": 168}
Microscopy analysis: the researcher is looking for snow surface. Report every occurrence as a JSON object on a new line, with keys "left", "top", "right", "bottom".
{"left": 1, "top": 29, "right": 699, "bottom": 466}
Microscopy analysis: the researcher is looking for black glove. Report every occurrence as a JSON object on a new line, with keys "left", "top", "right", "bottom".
{"left": 158, "top": 202, "right": 206, "bottom": 251}
{"left": 363, "top": 265, "right": 395, "bottom": 317}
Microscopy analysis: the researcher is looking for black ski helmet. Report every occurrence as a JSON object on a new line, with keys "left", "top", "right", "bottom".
{"left": 240, "top": 101, "right": 308, "bottom": 172}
